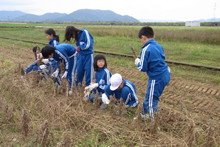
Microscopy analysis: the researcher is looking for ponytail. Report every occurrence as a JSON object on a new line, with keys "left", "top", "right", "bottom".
{"left": 45, "top": 28, "right": 59, "bottom": 42}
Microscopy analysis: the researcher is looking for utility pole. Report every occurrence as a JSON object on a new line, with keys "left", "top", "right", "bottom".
{"left": 213, "top": 2, "right": 216, "bottom": 21}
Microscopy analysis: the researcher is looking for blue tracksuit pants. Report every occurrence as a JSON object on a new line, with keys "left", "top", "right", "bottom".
{"left": 143, "top": 70, "right": 170, "bottom": 120}
{"left": 67, "top": 56, "right": 77, "bottom": 88}
{"left": 25, "top": 61, "right": 39, "bottom": 73}
{"left": 76, "top": 53, "right": 94, "bottom": 86}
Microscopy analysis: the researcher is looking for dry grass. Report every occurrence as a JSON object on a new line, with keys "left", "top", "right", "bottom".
{"left": 0, "top": 67, "right": 219, "bottom": 146}
{"left": 0, "top": 41, "right": 219, "bottom": 146}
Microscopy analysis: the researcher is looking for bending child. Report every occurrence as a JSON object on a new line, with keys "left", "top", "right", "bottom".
{"left": 41, "top": 44, "right": 77, "bottom": 95}
{"left": 64, "top": 26, "right": 94, "bottom": 86}
{"left": 24, "top": 46, "right": 61, "bottom": 85}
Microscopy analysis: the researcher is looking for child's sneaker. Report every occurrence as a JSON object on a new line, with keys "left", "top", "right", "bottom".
{"left": 140, "top": 112, "right": 150, "bottom": 120}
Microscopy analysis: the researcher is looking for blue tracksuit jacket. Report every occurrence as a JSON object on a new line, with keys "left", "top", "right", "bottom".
{"left": 76, "top": 29, "right": 94, "bottom": 55}
{"left": 136, "top": 39, "right": 170, "bottom": 119}
{"left": 54, "top": 44, "right": 76, "bottom": 88}
{"left": 48, "top": 38, "right": 59, "bottom": 47}
{"left": 95, "top": 67, "right": 112, "bottom": 94}
{"left": 75, "top": 29, "right": 94, "bottom": 86}
{"left": 104, "top": 80, "right": 139, "bottom": 107}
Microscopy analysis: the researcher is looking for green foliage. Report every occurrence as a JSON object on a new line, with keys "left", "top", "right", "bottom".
{"left": 0, "top": 24, "right": 220, "bottom": 67}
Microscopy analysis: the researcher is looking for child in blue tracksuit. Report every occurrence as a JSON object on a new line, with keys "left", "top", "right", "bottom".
{"left": 101, "top": 73, "right": 139, "bottom": 108}
{"left": 41, "top": 44, "right": 77, "bottom": 94}
{"left": 135, "top": 26, "right": 170, "bottom": 121}
{"left": 84, "top": 54, "right": 112, "bottom": 103}
{"left": 25, "top": 46, "right": 61, "bottom": 85}
{"left": 25, "top": 46, "right": 42, "bottom": 73}
{"left": 64, "top": 26, "right": 94, "bottom": 86}
{"left": 45, "top": 28, "right": 59, "bottom": 47}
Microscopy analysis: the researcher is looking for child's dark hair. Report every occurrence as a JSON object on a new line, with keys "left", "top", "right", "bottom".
{"left": 93, "top": 54, "right": 107, "bottom": 72}
{"left": 64, "top": 26, "right": 80, "bottom": 42}
{"left": 45, "top": 28, "right": 60, "bottom": 42}
{"left": 32, "top": 46, "right": 41, "bottom": 60}
{"left": 41, "top": 45, "right": 55, "bottom": 58}
{"left": 138, "top": 26, "right": 154, "bottom": 39}
{"left": 32, "top": 46, "right": 40, "bottom": 53}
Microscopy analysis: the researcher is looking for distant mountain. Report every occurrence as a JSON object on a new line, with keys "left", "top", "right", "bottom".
{"left": 12, "top": 12, "right": 68, "bottom": 21}
{"left": 59, "top": 9, "right": 139, "bottom": 22}
{"left": 12, "top": 14, "right": 41, "bottom": 21}
{"left": 0, "top": 11, "right": 27, "bottom": 21}
{"left": 0, "top": 9, "right": 139, "bottom": 22}
{"left": 39, "top": 13, "right": 68, "bottom": 21}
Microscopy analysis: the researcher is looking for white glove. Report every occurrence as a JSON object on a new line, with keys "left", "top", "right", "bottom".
{"left": 85, "top": 83, "right": 98, "bottom": 92}
{"left": 61, "top": 71, "right": 68, "bottom": 79}
{"left": 84, "top": 83, "right": 98, "bottom": 99}
{"left": 84, "top": 88, "right": 90, "bottom": 101}
{"left": 52, "top": 70, "right": 59, "bottom": 77}
{"left": 68, "top": 90, "right": 73, "bottom": 96}
{"left": 101, "top": 93, "right": 110, "bottom": 104}
{"left": 135, "top": 58, "right": 140, "bottom": 66}
{"left": 39, "top": 65, "right": 47, "bottom": 70}
{"left": 42, "top": 59, "right": 49, "bottom": 64}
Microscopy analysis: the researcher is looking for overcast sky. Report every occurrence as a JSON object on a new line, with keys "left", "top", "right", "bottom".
{"left": 0, "top": 0, "right": 219, "bottom": 21}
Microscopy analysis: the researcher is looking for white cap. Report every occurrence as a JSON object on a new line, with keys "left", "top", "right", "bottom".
{"left": 110, "top": 73, "right": 122, "bottom": 91}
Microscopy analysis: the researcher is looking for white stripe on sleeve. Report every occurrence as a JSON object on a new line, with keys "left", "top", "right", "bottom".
{"left": 138, "top": 44, "right": 150, "bottom": 71}
{"left": 83, "top": 30, "right": 90, "bottom": 49}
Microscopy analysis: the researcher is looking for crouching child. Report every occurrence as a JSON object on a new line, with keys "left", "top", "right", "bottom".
{"left": 101, "top": 73, "right": 139, "bottom": 111}
{"left": 25, "top": 46, "right": 42, "bottom": 73}
{"left": 84, "top": 54, "right": 112, "bottom": 105}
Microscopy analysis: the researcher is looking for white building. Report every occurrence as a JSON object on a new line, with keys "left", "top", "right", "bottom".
{"left": 185, "top": 21, "right": 200, "bottom": 27}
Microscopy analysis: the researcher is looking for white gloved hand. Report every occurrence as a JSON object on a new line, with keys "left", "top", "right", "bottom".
{"left": 85, "top": 83, "right": 98, "bottom": 92}
{"left": 68, "top": 90, "right": 73, "bottom": 96}
{"left": 84, "top": 88, "right": 90, "bottom": 101}
{"left": 135, "top": 58, "right": 140, "bottom": 66}
{"left": 101, "top": 93, "right": 110, "bottom": 104}
{"left": 61, "top": 71, "right": 68, "bottom": 79}
{"left": 84, "top": 83, "right": 98, "bottom": 100}
{"left": 52, "top": 70, "right": 59, "bottom": 77}
{"left": 39, "top": 64, "right": 47, "bottom": 70}
{"left": 42, "top": 59, "right": 49, "bottom": 64}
